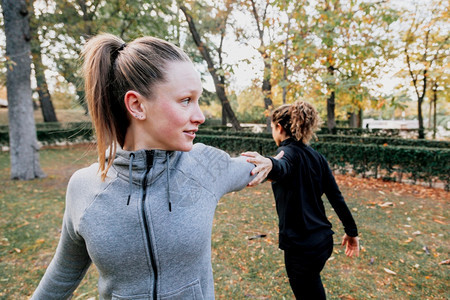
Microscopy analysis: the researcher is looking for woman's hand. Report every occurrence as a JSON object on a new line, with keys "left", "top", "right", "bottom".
{"left": 341, "top": 234, "right": 360, "bottom": 257}
{"left": 242, "top": 151, "right": 284, "bottom": 186}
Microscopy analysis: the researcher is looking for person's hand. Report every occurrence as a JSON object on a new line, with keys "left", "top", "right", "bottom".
{"left": 242, "top": 151, "right": 284, "bottom": 186}
{"left": 341, "top": 234, "right": 359, "bottom": 257}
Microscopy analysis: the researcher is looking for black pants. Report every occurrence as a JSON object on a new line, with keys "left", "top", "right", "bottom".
{"left": 283, "top": 235, "right": 333, "bottom": 300}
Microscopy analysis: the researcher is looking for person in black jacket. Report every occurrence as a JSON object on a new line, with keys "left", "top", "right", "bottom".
{"left": 244, "top": 101, "right": 359, "bottom": 299}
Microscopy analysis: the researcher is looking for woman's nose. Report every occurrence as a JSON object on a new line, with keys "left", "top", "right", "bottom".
{"left": 192, "top": 103, "right": 205, "bottom": 124}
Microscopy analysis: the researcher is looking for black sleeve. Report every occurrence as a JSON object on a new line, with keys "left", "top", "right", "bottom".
{"left": 322, "top": 156, "right": 358, "bottom": 237}
{"left": 266, "top": 146, "right": 297, "bottom": 182}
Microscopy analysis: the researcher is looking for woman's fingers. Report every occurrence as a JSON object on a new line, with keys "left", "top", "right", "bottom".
{"left": 241, "top": 151, "right": 259, "bottom": 158}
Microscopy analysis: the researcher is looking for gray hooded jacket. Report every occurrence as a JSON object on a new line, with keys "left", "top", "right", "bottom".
{"left": 31, "top": 143, "right": 254, "bottom": 300}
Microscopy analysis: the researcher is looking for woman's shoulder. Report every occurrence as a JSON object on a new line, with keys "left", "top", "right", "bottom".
{"left": 67, "top": 163, "right": 116, "bottom": 201}
{"left": 187, "top": 143, "right": 232, "bottom": 162}
{"left": 69, "top": 163, "right": 101, "bottom": 184}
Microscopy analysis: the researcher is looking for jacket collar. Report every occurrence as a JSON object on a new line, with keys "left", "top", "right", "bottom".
{"left": 111, "top": 148, "right": 176, "bottom": 185}
{"left": 280, "top": 137, "right": 305, "bottom": 147}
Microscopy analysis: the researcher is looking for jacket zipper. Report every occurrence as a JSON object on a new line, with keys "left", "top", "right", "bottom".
{"left": 141, "top": 150, "right": 158, "bottom": 299}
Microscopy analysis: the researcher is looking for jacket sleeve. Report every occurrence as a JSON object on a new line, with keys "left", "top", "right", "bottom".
{"left": 321, "top": 156, "right": 358, "bottom": 237}
{"left": 267, "top": 146, "right": 296, "bottom": 182}
{"left": 191, "top": 144, "right": 255, "bottom": 198}
{"left": 31, "top": 175, "right": 92, "bottom": 299}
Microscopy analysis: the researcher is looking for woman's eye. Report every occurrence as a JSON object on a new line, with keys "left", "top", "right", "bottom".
{"left": 181, "top": 98, "right": 191, "bottom": 106}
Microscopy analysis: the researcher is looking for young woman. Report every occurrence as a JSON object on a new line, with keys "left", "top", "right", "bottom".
{"left": 31, "top": 33, "right": 271, "bottom": 300}
{"left": 244, "top": 101, "right": 359, "bottom": 299}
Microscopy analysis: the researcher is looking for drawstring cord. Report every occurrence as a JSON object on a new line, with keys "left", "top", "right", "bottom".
{"left": 166, "top": 152, "right": 172, "bottom": 212}
{"left": 127, "top": 153, "right": 135, "bottom": 205}
{"left": 126, "top": 151, "right": 172, "bottom": 211}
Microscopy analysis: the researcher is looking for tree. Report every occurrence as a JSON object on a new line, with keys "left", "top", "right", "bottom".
{"left": 179, "top": 1, "right": 242, "bottom": 130}
{"left": 427, "top": 64, "right": 449, "bottom": 139}
{"left": 1, "top": 0, "right": 45, "bottom": 180}
{"left": 244, "top": 0, "right": 274, "bottom": 131}
{"left": 29, "top": 0, "right": 58, "bottom": 122}
{"left": 40, "top": 0, "right": 175, "bottom": 114}
{"left": 402, "top": 0, "right": 449, "bottom": 139}
{"left": 281, "top": 0, "right": 396, "bottom": 131}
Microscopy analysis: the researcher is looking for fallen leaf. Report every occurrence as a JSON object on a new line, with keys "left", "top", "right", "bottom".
{"left": 412, "top": 231, "right": 421, "bottom": 236}
{"left": 433, "top": 219, "right": 446, "bottom": 225}
{"left": 35, "top": 239, "right": 45, "bottom": 244}
{"left": 378, "top": 202, "right": 394, "bottom": 208}
{"left": 383, "top": 268, "right": 397, "bottom": 275}
{"left": 404, "top": 237, "right": 413, "bottom": 243}
{"left": 438, "top": 259, "right": 450, "bottom": 265}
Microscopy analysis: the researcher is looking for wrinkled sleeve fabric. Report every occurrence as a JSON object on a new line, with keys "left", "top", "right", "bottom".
{"left": 321, "top": 156, "right": 358, "bottom": 237}
{"left": 31, "top": 174, "right": 92, "bottom": 299}
{"left": 192, "top": 144, "right": 255, "bottom": 198}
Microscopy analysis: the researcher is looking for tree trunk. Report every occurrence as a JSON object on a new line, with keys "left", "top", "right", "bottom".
{"left": 32, "top": 41, "right": 58, "bottom": 122}
{"left": 327, "top": 91, "right": 336, "bottom": 133}
{"left": 282, "top": 17, "right": 291, "bottom": 105}
{"left": 1, "top": 0, "right": 45, "bottom": 180}
{"left": 417, "top": 68, "right": 427, "bottom": 139}
{"left": 262, "top": 60, "right": 272, "bottom": 132}
{"left": 432, "top": 82, "right": 438, "bottom": 140}
{"left": 358, "top": 108, "right": 363, "bottom": 128}
{"left": 327, "top": 65, "right": 336, "bottom": 133}
{"left": 418, "top": 96, "right": 425, "bottom": 139}
{"left": 29, "top": 0, "right": 58, "bottom": 122}
{"left": 249, "top": 0, "right": 273, "bottom": 132}
{"left": 348, "top": 111, "right": 357, "bottom": 128}
{"left": 180, "top": 5, "right": 241, "bottom": 130}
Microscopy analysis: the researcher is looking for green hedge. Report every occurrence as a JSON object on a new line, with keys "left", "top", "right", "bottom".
{"left": 0, "top": 122, "right": 94, "bottom": 146}
{"left": 195, "top": 135, "right": 449, "bottom": 190}
{"left": 312, "top": 142, "right": 449, "bottom": 188}
{"left": 195, "top": 135, "right": 277, "bottom": 155}
{"left": 0, "top": 121, "right": 92, "bottom": 132}
{"left": 198, "top": 129, "right": 449, "bottom": 149}
{"left": 1, "top": 124, "right": 448, "bottom": 189}
{"left": 316, "top": 134, "right": 450, "bottom": 149}
{"left": 317, "top": 127, "right": 422, "bottom": 137}
{"left": 198, "top": 129, "right": 273, "bottom": 139}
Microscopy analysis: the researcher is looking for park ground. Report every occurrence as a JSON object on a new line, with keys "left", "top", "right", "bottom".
{"left": 0, "top": 142, "right": 449, "bottom": 299}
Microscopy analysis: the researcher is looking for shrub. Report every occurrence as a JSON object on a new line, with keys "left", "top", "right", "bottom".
{"left": 317, "top": 127, "right": 422, "bottom": 137}
{"left": 195, "top": 135, "right": 449, "bottom": 190}
{"left": 316, "top": 134, "right": 450, "bottom": 149}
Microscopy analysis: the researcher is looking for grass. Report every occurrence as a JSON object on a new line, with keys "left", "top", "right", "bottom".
{"left": 0, "top": 144, "right": 449, "bottom": 299}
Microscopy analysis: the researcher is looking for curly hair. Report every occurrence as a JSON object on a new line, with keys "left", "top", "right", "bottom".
{"left": 271, "top": 101, "right": 322, "bottom": 144}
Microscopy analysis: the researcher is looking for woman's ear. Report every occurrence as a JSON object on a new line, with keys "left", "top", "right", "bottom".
{"left": 276, "top": 123, "right": 284, "bottom": 134}
{"left": 124, "top": 91, "right": 147, "bottom": 121}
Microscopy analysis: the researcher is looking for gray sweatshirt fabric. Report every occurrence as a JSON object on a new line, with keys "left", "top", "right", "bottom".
{"left": 31, "top": 143, "right": 254, "bottom": 300}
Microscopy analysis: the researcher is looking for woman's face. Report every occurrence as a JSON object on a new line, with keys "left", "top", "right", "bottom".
{"left": 138, "top": 61, "right": 205, "bottom": 151}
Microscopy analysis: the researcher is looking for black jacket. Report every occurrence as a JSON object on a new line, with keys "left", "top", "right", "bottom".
{"left": 268, "top": 138, "right": 358, "bottom": 250}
